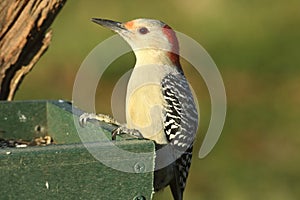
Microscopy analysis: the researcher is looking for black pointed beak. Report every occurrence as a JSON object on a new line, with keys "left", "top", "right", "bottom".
{"left": 91, "top": 18, "right": 127, "bottom": 32}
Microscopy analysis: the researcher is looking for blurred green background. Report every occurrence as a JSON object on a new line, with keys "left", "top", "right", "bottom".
{"left": 15, "top": 0, "right": 300, "bottom": 199}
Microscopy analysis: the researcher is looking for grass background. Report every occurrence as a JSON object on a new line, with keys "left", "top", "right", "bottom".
{"left": 15, "top": 0, "right": 300, "bottom": 199}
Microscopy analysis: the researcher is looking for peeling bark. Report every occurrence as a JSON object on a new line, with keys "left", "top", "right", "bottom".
{"left": 0, "top": 0, "right": 66, "bottom": 100}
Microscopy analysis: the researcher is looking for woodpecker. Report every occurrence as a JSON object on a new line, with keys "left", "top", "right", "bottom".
{"left": 80, "top": 18, "right": 198, "bottom": 200}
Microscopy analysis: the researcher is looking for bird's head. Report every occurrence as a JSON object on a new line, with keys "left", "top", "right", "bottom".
{"left": 92, "top": 18, "right": 180, "bottom": 67}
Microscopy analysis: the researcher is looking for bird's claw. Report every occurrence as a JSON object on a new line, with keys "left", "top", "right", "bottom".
{"left": 79, "top": 113, "right": 121, "bottom": 127}
{"left": 79, "top": 113, "right": 143, "bottom": 140}
{"left": 112, "top": 126, "right": 144, "bottom": 140}
{"left": 79, "top": 113, "right": 98, "bottom": 127}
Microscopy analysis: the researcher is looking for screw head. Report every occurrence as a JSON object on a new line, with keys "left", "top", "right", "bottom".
{"left": 133, "top": 195, "right": 146, "bottom": 200}
{"left": 134, "top": 162, "right": 145, "bottom": 173}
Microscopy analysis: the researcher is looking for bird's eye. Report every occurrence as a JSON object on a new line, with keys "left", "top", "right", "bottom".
{"left": 139, "top": 27, "right": 149, "bottom": 34}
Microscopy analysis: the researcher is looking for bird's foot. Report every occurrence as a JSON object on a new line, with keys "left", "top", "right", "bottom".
{"left": 79, "top": 113, "right": 143, "bottom": 140}
{"left": 79, "top": 113, "right": 121, "bottom": 127}
{"left": 112, "top": 126, "right": 144, "bottom": 140}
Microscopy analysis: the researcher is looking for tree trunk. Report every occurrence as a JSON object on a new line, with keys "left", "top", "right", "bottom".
{"left": 0, "top": 0, "right": 67, "bottom": 100}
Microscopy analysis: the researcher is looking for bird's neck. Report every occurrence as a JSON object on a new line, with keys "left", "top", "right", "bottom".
{"left": 134, "top": 49, "right": 182, "bottom": 71}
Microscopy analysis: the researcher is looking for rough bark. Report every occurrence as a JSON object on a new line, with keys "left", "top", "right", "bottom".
{"left": 0, "top": 0, "right": 66, "bottom": 100}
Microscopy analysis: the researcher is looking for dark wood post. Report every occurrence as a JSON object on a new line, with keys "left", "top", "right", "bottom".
{"left": 0, "top": 0, "right": 67, "bottom": 100}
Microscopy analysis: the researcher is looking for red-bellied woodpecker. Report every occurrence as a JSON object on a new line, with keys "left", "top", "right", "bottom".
{"left": 80, "top": 18, "right": 198, "bottom": 200}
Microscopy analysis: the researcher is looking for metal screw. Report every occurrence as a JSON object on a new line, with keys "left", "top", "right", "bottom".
{"left": 134, "top": 162, "right": 145, "bottom": 173}
{"left": 133, "top": 195, "right": 146, "bottom": 200}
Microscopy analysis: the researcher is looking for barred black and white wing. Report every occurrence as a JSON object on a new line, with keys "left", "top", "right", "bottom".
{"left": 161, "top": 72, "right": 199, "bottom": 198}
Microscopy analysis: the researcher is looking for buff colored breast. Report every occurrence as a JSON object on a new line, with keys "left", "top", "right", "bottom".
{"left": 126, "top": 83, "right": 168, "bottom": 144}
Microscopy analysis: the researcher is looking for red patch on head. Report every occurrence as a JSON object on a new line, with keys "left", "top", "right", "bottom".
{"left": 125, "top": 21, "right": 135, "bottom": 29}
{"left": 162, "top": 25, "right": 181, "bottom": 67}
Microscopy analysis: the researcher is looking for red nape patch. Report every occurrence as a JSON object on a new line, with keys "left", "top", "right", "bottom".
{"left": 162, "top": 24, "right": 180, "bottom": 67}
